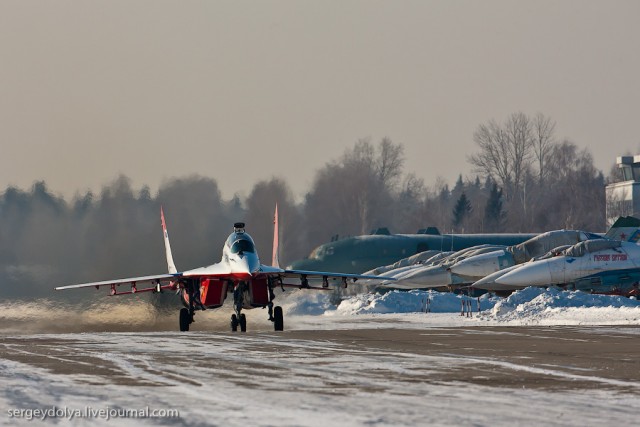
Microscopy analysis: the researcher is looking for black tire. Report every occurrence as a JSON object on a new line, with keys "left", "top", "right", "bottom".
{"left": 179, "top": 308, "right": 190, "bottom": 332}
{"left": 239, "top": 313, "right": 247, "bottom": 332}
{"left": 273, "top": 306, "right": 284, "bottom": 331}
{"left": 230, "top": 314, "right": 238, "bottom": 332}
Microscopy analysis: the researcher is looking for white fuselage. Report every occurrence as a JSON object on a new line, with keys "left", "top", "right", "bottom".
{"left": 182, "top": 231, "right": 261, "bottom": 279}
{"left": 495, "top": 241, "right": 640, "bottom": 288}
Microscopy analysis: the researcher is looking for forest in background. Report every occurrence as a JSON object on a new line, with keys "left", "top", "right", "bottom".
{"left": 0, "top": 112, "right": 612, "bottom": 297}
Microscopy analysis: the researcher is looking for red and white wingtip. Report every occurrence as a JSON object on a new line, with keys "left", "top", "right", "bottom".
{"left": 272, "top": 203, "right": 280, "bottom": 268}
{"left": 161, "top": 207, "right": 178, "bottom": 274}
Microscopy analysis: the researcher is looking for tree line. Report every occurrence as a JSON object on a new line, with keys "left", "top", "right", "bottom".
{"left": 0, "top": 113, "right": 608, "bottom": 298}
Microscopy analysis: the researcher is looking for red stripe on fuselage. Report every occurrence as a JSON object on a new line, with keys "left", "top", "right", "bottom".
{"left": 228, "top": 272, "right": 253, "bottom": 281}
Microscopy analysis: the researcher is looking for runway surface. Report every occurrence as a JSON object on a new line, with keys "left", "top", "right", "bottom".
{"left": 1, "top": 325, "right": 639, "bottom": 426}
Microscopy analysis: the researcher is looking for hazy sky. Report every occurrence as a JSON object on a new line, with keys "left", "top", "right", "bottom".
{"left": 1, "top": 0, "right": 639, "bottom": 201}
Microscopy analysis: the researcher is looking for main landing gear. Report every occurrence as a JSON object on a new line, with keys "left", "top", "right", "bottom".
{"left": 178, "top": 279, "right": 203, "bottom": 332}
{"left": 267, "top": 277, "right": 284, "bottom": 332}
{"left": 179, "top": 308, "right": 193, "bottom": 332}
{"left": 179, "top": 278, "right": 286, "bottom": 333}
{"left": 273, "top": 306, "right": 284, "bottom": 331}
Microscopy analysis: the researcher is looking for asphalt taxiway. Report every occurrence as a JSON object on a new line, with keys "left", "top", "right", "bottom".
{"left": 1, "top": 326, "right": 639, "bottom": 393}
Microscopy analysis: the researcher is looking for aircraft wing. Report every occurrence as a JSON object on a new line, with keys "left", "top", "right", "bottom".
{"left": 270, "top": 269, "right": 394, "bottom": 290}
{"left": 54, "top": 264, "right": 393, "bottom": 295}
{"left": 55, "top": 260, "right": 234, "bottom": 294}
{"left": 281, "top": 269, "right": 391, "bottom": 281}
{"left": 55, "top": 273, "right": 181, "bottom": 292}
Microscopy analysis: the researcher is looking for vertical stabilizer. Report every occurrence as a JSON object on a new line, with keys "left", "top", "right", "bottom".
{"left": 272, "top": 204, "right": 280, "bottom": 268}
{"left": 161, "top": 207, "right": 178, "bottom": 274}
{"left": 604, "top": 216, "right": 640, "bottom": 242}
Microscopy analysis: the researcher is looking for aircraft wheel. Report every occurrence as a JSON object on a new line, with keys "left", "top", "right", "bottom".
{"left": 273, "top": 306, "right": 284, "bottom": 331}
{"left": 239, "top": 313, "right": 247, "bottom": 333}
{"left": 179, "top": 308, "right": 190, "bottom": 332}
{"left": 230, "top": 314, "right": 239, "bottom": 332}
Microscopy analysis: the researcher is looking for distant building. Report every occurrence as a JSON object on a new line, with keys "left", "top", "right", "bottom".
{"left": 605, "top": 156, "right": 640, "bottom": 226}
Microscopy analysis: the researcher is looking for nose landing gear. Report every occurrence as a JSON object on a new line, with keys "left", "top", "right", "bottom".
{"left": 230, "top": 313, "right": 247, "bottom": 332}
{"left": 230, "top": 282, "right": 249, "bottom": 332}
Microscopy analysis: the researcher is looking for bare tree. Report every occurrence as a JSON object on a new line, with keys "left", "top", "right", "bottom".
{"left": 304, "top": 138, "right": 404, "bottom": 246}
{"left": 504, "top": 112, "right": 534, "bottom": 196}
{"left": 469, "top": 112, "right": 534, "bottom": 201}
{"left": 376, "top": 137, "right": 405, "bottom": 190}
{"left": 469, "top": 120, "right": 512, "bottom": 193}
{"left": 532, "top": 112, "right": 556, "bottom": 184}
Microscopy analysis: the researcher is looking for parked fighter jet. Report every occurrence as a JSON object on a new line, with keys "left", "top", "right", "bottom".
{"left": 55, "top": 207, "right": 392, "bottom": 332}
{"left": 378, "top": 245, "right": 509, "bottom": 290}
{"left": 449, "top": 230, "right": 601, "bottom": 280}
{"left": 470, "top": 245, "right": 572, "bottom": 293}
{"left": 451, "top": 217, "right": 640, "bottom": 281}
{"left": 489, "top": 239, "right": 640, "bottom": 295}
{"left": 363, "top": 250, "right": 442, "bottom": 276}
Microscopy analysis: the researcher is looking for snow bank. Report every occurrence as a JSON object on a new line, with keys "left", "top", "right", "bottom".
{"left": 483, "top": 287, "right": 640, "bottom": 325}
{"left": 283, "top": 288, "right": 640, "bottom": 326}
{"left": 334, "top": 290, "right": 496, "bottom": 315}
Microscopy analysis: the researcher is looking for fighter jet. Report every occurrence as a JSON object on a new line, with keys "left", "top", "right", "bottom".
{"left": 363, "top": 249, "right": 442, "bottom": 276}
{"left": 449, "top": 230, "right": 601, "bottom": 280}
{"left": 55, "top": 207, "right": 393, "bottom": 332}
{"left": 378, "top": 245, "right": 509, "bottom": 290}
{"left": 490, "top": 239, "right": 640, "bottom": 294}
{"left": 470, "top": 245, "right": 572, "bottom": 293}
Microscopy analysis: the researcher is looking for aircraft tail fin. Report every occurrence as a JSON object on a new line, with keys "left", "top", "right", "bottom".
{"left": 604, "top": 216, "right": 640, "bottom": 242}
{"left": 272, "top": 203, "right": 280, "bottom": 268}
{"left": 161, "top": 207, "right": 178, "bottom": 274}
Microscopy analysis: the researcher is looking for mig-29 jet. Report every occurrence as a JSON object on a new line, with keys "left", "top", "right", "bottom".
{"left": 55, "top": 207, "right": 392, "bottom": 332}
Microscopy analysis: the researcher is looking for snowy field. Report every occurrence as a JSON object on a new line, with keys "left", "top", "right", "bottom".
{"left": 1, "top": 288, "right": 640, "bottom": 426}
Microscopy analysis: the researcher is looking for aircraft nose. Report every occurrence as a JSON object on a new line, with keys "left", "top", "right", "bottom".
{"left": 495, "top": 261, "right": 553, "bottom": 287}
{"left": 470, "top": 265, "right": 521, "bottom": 291}
{"left": 234, "top": 255, "right": 260, "bottom": 275}
{"left": 450, "top": 250, "right": 508, "bottom": 278}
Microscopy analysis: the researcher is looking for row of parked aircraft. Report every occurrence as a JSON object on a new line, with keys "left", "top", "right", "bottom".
{"left": 367, "top": 217, "right": 640, "bottom": 297}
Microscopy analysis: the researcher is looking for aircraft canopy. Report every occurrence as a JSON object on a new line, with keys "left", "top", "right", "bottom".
{"left": 231, "top": 239, "right": 255, "bottom": 254}
{"left": 510, "top": 230, "right": 601, "bottom": 263}
{"left": 563, "top": 239, "right": 622, "bottom": 258}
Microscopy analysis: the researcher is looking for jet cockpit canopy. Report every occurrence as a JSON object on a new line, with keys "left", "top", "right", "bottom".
{"left": 563, "top": 239, "right": 622, "bottom": 258}
{"left": 231, "top": 238, "right": 256, "bottom": 254}
{"left": 226, "top": 223, "right": 256, "bottom": 254}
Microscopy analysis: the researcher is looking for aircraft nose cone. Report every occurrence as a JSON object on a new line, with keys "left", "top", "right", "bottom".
{"left": 233, "top": 255, "right": 260, "bottom": 275}
{"left": 450, "top": 250, "right": 508, "bottom": 278}
{"left": 471, "top": 265, "right": 521, "bottom": 291}
{"left": 495, "top": 261, "right": 553, "bottom": 287}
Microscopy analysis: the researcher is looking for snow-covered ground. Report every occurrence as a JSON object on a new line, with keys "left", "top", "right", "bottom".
{"left": 1, "top": 288, "right": 639, "bottom": 426}
{"left": 1, "top": 330, "right": 639, "bottom": 427}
